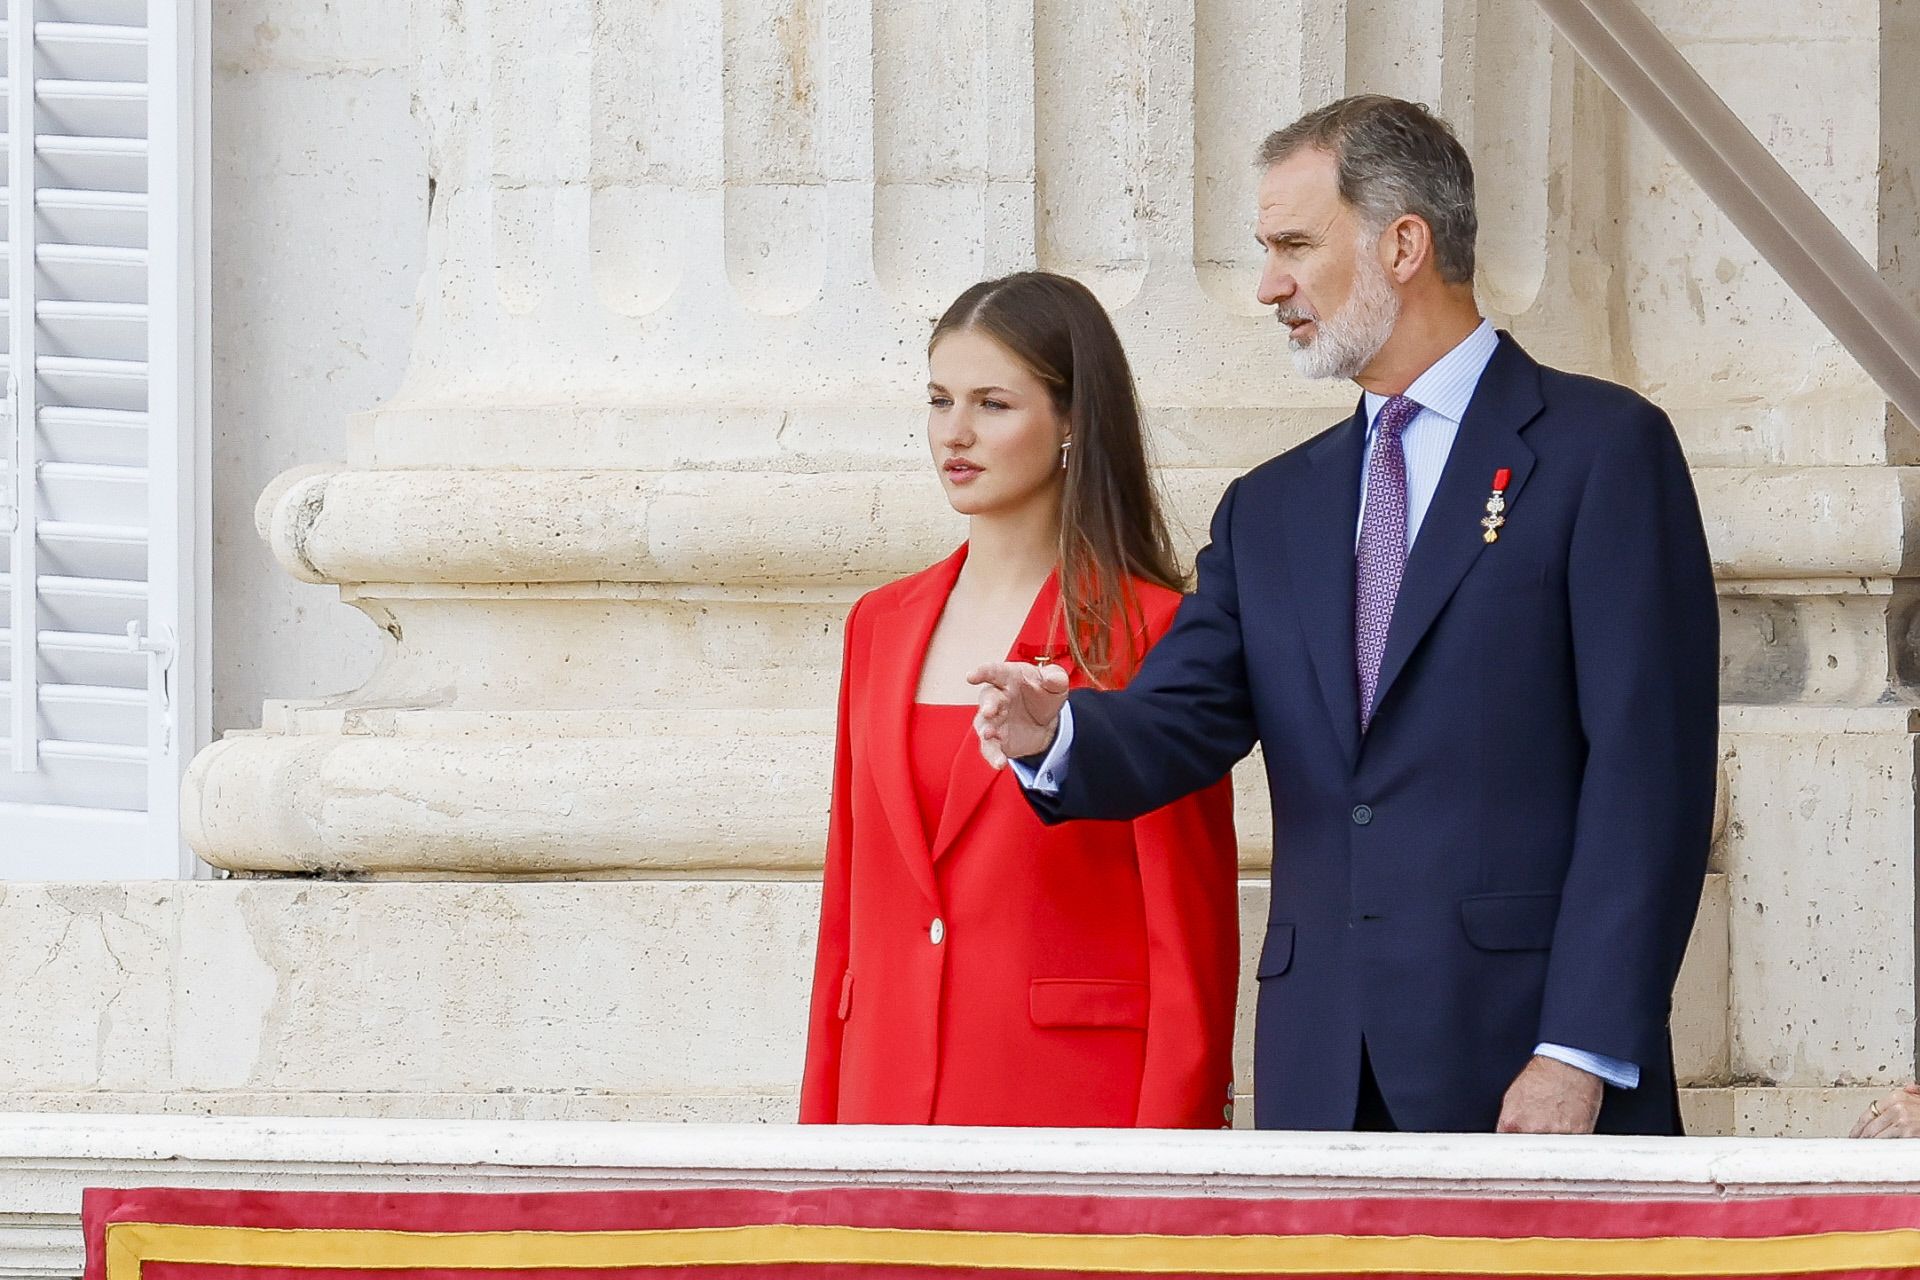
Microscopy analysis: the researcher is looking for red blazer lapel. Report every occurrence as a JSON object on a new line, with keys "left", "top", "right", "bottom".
{"left": 929, "top": 569, "right": 1067, "bottom": 863}
{"left": 862, "top": 544, "right": 968, "bottom": 907}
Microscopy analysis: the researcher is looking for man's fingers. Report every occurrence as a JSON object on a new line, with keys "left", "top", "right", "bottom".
{"left": 967, "top": 661, "right": 1021, "bottom": 690}
{"left": 976, "top": 727, "right": 1008, "bottom": 771}
{"left": 1036, "top": 663, "right": 1070, "bottom": 695}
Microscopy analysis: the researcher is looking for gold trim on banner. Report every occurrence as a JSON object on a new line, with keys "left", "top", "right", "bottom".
{"left": 101, "top": 1219, "right": 1920, "bottom": 1278}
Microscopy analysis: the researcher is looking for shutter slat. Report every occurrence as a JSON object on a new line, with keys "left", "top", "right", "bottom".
{"left": 39, "top": 404, "right": 145, "bottom": 466}
{"left": 0, "top": 568, "right": 146, "bottom": 647}
{"left": 0, "top": 677, "right": 142, "bottom": 744}
{"left": 0, "top": 621, "right": 143, "bottom": 686}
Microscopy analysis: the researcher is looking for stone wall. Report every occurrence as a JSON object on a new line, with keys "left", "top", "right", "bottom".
{"left": 210, "top": 0, "right": 421, "bottom": 733}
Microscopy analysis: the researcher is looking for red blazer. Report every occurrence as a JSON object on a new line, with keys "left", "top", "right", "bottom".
{"left": 800, "top": 545, "right": 1239, "bottom": 1127}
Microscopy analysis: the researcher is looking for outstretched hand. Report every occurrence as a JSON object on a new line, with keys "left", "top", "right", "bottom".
{"left": 968, "top": 661, "right": 1071, "bottom": 770}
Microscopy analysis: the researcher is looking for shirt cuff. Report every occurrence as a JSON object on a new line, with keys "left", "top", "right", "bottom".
{"left": 1534, "top": 1042, "right": 1639, "bottom": 1090}
{"left": 1007, "top": 701, "right": 1074, "bottom": 795}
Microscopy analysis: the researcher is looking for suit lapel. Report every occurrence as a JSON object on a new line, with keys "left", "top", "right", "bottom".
{"left": 929, "top": 570, "right": 1066, "bottom": 863}
{"left": 864, "top": 544, "right": 967, "bottom": 909}
{"left": 1369, "top": 335, "right": 1543, "bottom": 725}
{"left": 1283, "top": 408, "right": 1366, "bottom": 767}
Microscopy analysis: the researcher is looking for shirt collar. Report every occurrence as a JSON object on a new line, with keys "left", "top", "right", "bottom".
{"left": 1362, "top": 318, "right": 1499, "bottom": 429}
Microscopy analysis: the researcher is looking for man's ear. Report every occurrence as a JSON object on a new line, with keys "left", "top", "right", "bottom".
{"left": 1385, "top": 214, "right": 1433, "bottom": 284}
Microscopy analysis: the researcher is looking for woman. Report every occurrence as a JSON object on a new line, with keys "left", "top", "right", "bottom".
{"left": 800, "top": 271, "right": 1240, "bottom": 1128}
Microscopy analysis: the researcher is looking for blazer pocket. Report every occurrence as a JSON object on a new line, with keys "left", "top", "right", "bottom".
{"left": 1029, "top": 978, "right": 1148, "bottom": 1029}
{"left": 836, "top": 971, "right": 854, "bottom": 1021}
{"left": 1256, "top": 922, "right": 1295, "bottom": 978}
{"left": 1459, "top": 891, "right": 1561, "bottom": 951}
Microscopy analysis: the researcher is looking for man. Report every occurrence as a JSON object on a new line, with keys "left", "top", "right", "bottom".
{"left": 970, "top": 95, "right": 1718, "bottom": 1134}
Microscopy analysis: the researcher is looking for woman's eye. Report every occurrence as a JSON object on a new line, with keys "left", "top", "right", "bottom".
{"left": 928, "top": 397, "right": 951, "bottom": 408}
{"left": 981, "top": 399, "right": 1008, "bottom": 411}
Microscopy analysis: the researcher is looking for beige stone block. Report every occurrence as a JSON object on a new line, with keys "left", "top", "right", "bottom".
{"left": 1670, "top": 394, "right": 1898, "bottom": 469}
{"left": 1692, "top": 468, "right": 1911, "bottom": 582}
{"left": 325, "top": 597, "right": 852, "bottom": 715}
{"left": 1719, "top": 585, "right": 1920, "bottom": 706}
{"left": 1730, "top": 1086, "right": 1891, "bottom": 1139}
{"left": 1678, "top": 1087, "right": 1734, "bottom": 1137}
{"left": 184, "top": 734, "right": 837, "bottom": 875}
{"left": 1673, "top": 874, "right": 1730, "bottom": 1086}
{"left": 0, "top": 885, "right": 177, "bottom": 1091}
{"left": 163, "top": 881, "right": 817, "bottom": 1098}
{"left": 0, "top": 1090, "right": 791, "bottom": 1123}
{"left": 1722, "top": 729, "right": 1917, "bottom": 1085}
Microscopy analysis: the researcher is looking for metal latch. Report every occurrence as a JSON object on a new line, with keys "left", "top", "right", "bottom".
{"left": 127, "top": 621, "right": 178, "bottom": 752}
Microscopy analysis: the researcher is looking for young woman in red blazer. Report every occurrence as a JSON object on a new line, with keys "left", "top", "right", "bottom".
{"left": 800, "top": 272, "right": 1239, "bottom": 1128}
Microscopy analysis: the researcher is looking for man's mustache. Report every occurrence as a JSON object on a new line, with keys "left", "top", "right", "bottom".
{"left": 1274, "top": 307, "right": 1313, "bottom": 326}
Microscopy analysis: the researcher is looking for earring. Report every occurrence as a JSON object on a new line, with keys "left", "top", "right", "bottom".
{"left": 1059, "top": 438, "right": 1073, "bottom": 470}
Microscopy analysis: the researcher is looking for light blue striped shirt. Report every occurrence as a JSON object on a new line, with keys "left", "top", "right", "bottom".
{"left": 1356, "top": 318, "right": 1498, "bottom": 546}
{"left": 1014, "top": 317, "right": 1641, "bottom": 1095}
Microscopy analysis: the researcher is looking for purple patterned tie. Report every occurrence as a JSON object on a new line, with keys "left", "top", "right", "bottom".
{"left": 1356, "top": 395, "right": 1419, "bottom": 730}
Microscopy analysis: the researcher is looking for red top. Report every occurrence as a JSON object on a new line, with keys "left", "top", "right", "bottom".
{"left": 908, "top": 702, "right": 975, "bottom": 846}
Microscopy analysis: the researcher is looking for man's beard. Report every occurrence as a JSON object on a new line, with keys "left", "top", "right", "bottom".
{"left": 1281, "top": 252, "right": 1400, "bottom": 381}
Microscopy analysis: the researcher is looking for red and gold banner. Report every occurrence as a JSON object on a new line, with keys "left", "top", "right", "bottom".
{"left": 84, "top": 1183, "right": 1920, "bottom": 1278}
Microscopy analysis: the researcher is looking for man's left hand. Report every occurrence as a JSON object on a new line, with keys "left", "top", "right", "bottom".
{"left": 1496, "top": 1055, "right": 1604, "bottom": 1134}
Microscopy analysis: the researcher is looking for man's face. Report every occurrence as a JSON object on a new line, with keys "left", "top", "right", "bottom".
{"left": 1256, "top": 148, "right": 1399, "bottom": 381}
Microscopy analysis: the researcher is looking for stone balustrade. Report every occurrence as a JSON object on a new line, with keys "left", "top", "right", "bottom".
{"left": 8, "top": 1113, "right": 1920, "bottom": 1278}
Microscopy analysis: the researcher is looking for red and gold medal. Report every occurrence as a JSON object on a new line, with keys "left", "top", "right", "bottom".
{"left": 1481, "top": 467, "right": 1511, "bottom": 544}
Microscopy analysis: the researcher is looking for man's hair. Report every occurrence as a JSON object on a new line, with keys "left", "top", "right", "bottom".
{"left": 1258, "top": 95, "right": 1477, "bottom": 285}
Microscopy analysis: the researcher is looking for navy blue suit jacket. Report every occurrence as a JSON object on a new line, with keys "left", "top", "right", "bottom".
{"left": 1026, "top": 334, "right": 1719, "bottom": 1133}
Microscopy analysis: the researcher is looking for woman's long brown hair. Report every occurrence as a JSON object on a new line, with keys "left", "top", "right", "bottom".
{"left": 930, "top": 271, "right": 1185, "bottom": 686}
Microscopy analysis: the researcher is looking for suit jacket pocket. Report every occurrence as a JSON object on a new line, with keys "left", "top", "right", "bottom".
{"left": 1030, "top": 978, "right": 1149, "bottom": 1029}
{"left": 1256, "top": 922, "right": 1295, "bottom": 978}
{"left": 1460, "top": 891, "right": 1561, "bottom": 951}
{"left": 837, "top": 971, "right": 854, "bottom": 1020}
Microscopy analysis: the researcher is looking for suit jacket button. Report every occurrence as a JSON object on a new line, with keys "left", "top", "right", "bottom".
{"left": 1351, "top": 804, "right": 1374, "bottom": 826}
{"left": 929, "top": 918, "right": 946, "bottom": 945}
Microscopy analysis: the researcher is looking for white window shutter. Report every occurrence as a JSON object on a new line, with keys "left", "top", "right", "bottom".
{"left": 0, "top": 0, "right": 204, "bottom": 877}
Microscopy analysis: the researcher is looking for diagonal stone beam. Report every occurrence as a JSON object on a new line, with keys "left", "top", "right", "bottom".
{"left": 1531, "top": 0, "right": 1920, "bottom": 429}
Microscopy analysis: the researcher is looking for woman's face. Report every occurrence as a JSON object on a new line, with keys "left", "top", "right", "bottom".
{"left": 926, "top": 327, "right": 1068, "bottom": 520}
